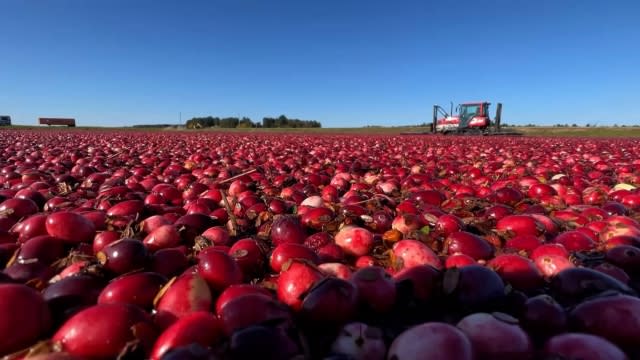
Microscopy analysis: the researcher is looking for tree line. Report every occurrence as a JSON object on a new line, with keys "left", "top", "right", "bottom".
{"left": 185, "top": 115, "right": 321, "bottom": 129}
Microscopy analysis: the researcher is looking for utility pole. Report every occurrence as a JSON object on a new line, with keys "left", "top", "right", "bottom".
{"left": 179, "top": 112, "right": 182, "bottom": 126}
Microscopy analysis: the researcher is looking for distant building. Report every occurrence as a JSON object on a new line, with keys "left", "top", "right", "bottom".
{"left": 0, "top": 115, "right": 11, "bottom": 126}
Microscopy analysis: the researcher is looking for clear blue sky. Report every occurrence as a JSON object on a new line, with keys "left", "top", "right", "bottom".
{"left": 1, "top": 0, "right": 639, "bottom": 127}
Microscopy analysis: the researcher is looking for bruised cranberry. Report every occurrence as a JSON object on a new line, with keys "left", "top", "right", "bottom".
{"left": 43, "top": 274, "right": 106, "bottom": 326}
{"left": 14, "top": 189, "right": 46, "bottom": 209}
{"left": 196, "top": 248, "right": 243, "bottom": 293}
{"left": 150, "top": 247, "right": 190, "bottom": 278}
{"left": 80, "top": 210, "right": 107, "bottom": 231}
{"left": 351, "top": 266, "right": 396, "bottom": 314}
{"left": 200, "top": 226, "right": 230, "bottom": 246}
{"left": 54, "top": 261, "right": 89, "bottom": 281}
{"left": 245, "top": 202, "right": 268, "bottom": 219}
{"left": 491, "top": 187, "right": 524, "bottom": 206}
{"left": 268, "top": 199, "right": 288, "bottom": 214}
{"left": 602, "top": 201, "right": 628, "bottom": 216}
{"left": 154, "top": 271, "right": 213, "bottom": 329}
{"left": 444, "top": 231, "right": 494, "bottom": 261}
{"left": 301, "top": 206, "right": 335, "bottom": 231}
{"left": 408, "top": 189, "right": 445, "bottom": 207}
{"left": 18, "top": 235, "right": 66, "bottom": 265}
{"left": 553, "top": 230, "right": 596, "bottom": 252}
{"left": 393, "top": 265, "right": 440, "bottom": 303}
{"left": 270, "top": 215, "right": 307, "bottom": 246}
{"left": 141, "top": 215, "right": 172, "bottom": 234}
{"left": 228, "top": 238, "right": 265, "bottom": 281}
{"left": 209, "top": 208, "right": 229, "bottom": 224}
{"left": 496, "top": 215, "right": 544, "bottom": 237}
{"left": 270, "top": 243, "right": 319, "bottom": 273}
{"left": 445, "top": 253, "right": 477, "bottom": 268}
{"left": 174, "top": 214, "right": 217, "bottom": 243}
{"left": 214, "top": 284, "right": 273, "bottom": 314}
{"left": 52, "top": 303, "right": 157, "bottom": 359}
{"left": 300, "top": 277, "right": 358, "bottom": 328}
{"left": 218, "top": 293, "right": 291, "bottom": 336}
{"left": 4, "top": 260, "right": 55, "bottom": 284}
{"left": 435, "top": 214, "right": 464, "bottom": 236}
{"left": 276, "top": 260, "right": 324, "bottom": 311}
{"left": 303, "top": 231, "right": 333, "bottom": 252}
{"left": 150, "top": 311, "right": 223, "bottom": 360}
{"left": 488, "top": 254, "right": 544, "bottom": 292}
{"left": 0, "top": 198, "right": 39, "bottom": 220}
{"left": 97, "top": 238, "right": 149, "bottom": 275}
{"left": 483, "top": 204, "right": 513, "bottom": 220}
{"left": 92, "top": 230, "right": 120, "bottom": 254}
{"left": 532, "top": 248, "right": 574, "bottom": 278}
{"left": 317, "top": 243, "right": 345, "bottom": 263}
{"left": 367, "top": 210, "right": 394, "bottom": 234}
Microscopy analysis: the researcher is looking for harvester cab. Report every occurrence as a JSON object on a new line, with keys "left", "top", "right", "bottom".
{"left": 459, "top": 103, "right": 489, "bottom": 128}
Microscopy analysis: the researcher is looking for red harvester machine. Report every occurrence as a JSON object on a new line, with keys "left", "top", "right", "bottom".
{"left": 431, "top": 101, "right": 521, "bottom": 136}
{"left": 402, "top": 101, "right": 522, "bottom": 136}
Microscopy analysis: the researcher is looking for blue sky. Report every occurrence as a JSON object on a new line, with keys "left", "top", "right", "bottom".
{"left": 1, "top": 0, "right": 639, "bottom": 127}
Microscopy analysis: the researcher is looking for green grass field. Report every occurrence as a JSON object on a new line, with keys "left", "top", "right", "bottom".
{"left": 515, "top": 126, "right": 640, "bottom": 138}
{"left": 3, "top": 125, "right": 640, "bottom": 138}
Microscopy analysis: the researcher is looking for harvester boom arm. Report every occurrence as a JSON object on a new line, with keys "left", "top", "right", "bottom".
{"left": 432, "top": 105, "right": 450, "bottom": 133}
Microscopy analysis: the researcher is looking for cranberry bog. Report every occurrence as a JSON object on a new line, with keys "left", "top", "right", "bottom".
{"left": 1, "top": 128, "right": 640, "bottom": 359}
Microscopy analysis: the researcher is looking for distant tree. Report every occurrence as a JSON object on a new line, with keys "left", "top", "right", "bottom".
{"left": 572, "top": 123, "right": 578, "bottom": 127}
{"left": 262, "top": 115, "right": 321, "bottom": 128}
{"left": 187, "top": 114, "right": 321, "bottom": 129}
{"left": 238, "top": 117, "right": 254, "bottom": 128}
